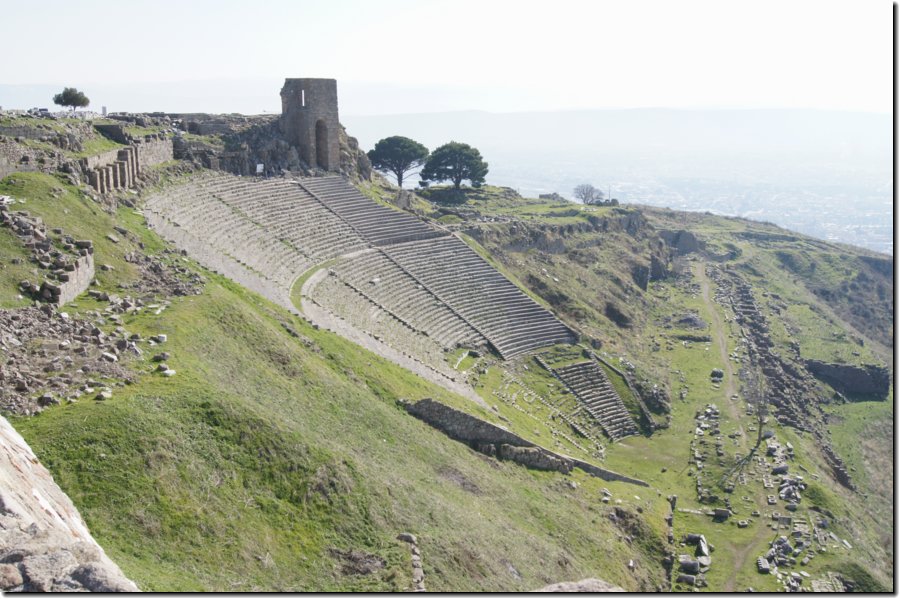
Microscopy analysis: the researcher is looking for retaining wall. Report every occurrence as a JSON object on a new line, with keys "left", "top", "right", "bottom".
{"left": 57, "top": 253, "right": 95, "bottom": 305}
{"left": 402, "top": 398, "right": 648, "bottom": 486}
{"left": 82, "top": 137, "right": 172, "bottom": 194}
{"left": 804, "top": 359, "right": 890, "bottom": 397}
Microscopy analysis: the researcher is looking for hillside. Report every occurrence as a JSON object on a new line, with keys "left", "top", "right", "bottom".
{"left": 0, "top": 170, "right": 672, "bottom": 592}
{"left": 418, "top": 186, "right": 893, "bottom": 591}
{"left": 0, "top": 115, "right": 892, "bottom": 592}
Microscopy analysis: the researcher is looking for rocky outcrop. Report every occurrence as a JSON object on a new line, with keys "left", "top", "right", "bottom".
{"left": 0, "top": 415, "right": 138, "bottom": 592}
{"left": 338, "top": 125, "right": 372, "bottom": 182}
{"left": 659, "top": 230, "right": 702, "bottom": 255}
{"left": 167, "top": 113, "right": 372, "bottom": 182}
{"left": 533, "top": 578, "right": 625, "bottom": 592}
{"left": 804, "top": 360, "right": 890, "bottom": 397}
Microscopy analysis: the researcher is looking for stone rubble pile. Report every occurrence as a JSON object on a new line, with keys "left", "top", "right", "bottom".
{"left": 0, "top": 303, "right": 174, "bottom": 415}
{"left": 121, "top": 249, "right": 205, "bottom": 298}
{"left": 690, "top": 403, "right": 722, "bottom": 503}
{"left": 707, "top": 265, "right": 855, "bottom": 490}
{"left": 396, "top": 533, "right": 425, "bottom": 592}
{"left": 675, "top": 533, "right": 713, "bottom": 588}
{"left": 0, "top": 203, "right": 94, "bottom": 305}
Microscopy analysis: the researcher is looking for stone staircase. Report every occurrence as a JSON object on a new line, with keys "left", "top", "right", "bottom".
{"left": 540, "top": 358, "right": 638, "bottom": 441}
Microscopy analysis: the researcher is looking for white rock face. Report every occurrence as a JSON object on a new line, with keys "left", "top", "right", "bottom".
{"left": 534, "top": 578, "right": 626, "bottom": 592}
{"left": 0, "top": 415, "right": 139, "bottom": 592}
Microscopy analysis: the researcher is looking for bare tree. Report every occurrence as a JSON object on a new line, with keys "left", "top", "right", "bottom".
{"left": 719, "top": 363, "right": 769, "bottom": 490}
{"left": 573, "top": 183, "right": 605, "bottom": 204}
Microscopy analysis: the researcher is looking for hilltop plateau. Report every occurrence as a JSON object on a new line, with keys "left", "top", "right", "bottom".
{"left": 0, "top": 105, "right": 892, "bottom": 593}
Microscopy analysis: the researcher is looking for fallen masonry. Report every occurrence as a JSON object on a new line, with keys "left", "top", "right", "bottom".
{"left": 707, "top": 265, "right": 857, "bottom": 490}
{"left": 396, "top": 533, "right": 425, "bottom": 592}
{"left": 0, "top": 307, "right": 134, "bottom": 414}
{"left": 1, "top": 204, "right": 95, "bottom": 306}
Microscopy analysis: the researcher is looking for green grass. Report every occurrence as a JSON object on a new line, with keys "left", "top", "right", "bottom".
{"left": 0, "top": 172, "right": 141, "bottom": 288}
{"left": 12, "top": 275, "right": 671, "bottom": 591}
{"left": 124, "top": 125, "right": 167, "bottom": 138}
{"left": 1, "top": 167, "right": 892, "bottom": 592}
{"left": 2, "top": 170, "right": 674, "bottom": 591}
{"left": 0, "top": 226, "right": 36, "bottom": 308}
{"left": 73, "top": 135, "right": 124, "bottom": 158}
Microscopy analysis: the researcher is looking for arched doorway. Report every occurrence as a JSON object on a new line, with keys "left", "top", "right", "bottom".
{"left": 315, "top": 119, "right": 329, "bottom": 169}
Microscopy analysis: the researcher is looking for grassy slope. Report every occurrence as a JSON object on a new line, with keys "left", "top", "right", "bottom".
{"left": 3, "top": 172, "right": 669, "bottom": 592}
{"left": 435, "top": 187, "right": 893, "bottom": 591}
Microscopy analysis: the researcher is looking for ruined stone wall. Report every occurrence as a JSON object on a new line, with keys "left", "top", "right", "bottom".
{"left": 56, "top": 253, "right": 95, "bottom": 306}
{"left": 0, "top": 140, "right": 63, "bottom": 178}
{"left": 0, "top": 414, "right": 139, "bottom": 592}
{"left": 404, "top": 398, "right": 533, "bottom": 449}
{"left": 659, "top": 230, "right": 702, "bottom": 255}
{"left": 194, "top": 122, "right": 235, "bottom": 135}
{"left": 402, "top": 398, "right": 648, "bottom": 485}
{"left": 280, "top": 78, "right": 340, "bottom": 171}
{"left": 804, "top": 359, "right": 891, "bottom": 397}
{"left": 93, "top": 123, "right": 129, "bottom": 144}
{"left": 568, "top": 457, "right": 650, "bottom": 487}
{"left": 82, "top": 137, "right": 172, "bottom": 194}
{"left": 136, "top": 137, "right": 174, "bottom": 168}
{"left": 81, "top": 147, "right": 123, "bottom": 170}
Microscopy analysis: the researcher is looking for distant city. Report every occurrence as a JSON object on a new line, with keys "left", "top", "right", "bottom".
{"left": 346, "top": 108, "right": 892, "bottom": 256}
{"left": 486, "top": 159, "right": 893, "bottom": 256}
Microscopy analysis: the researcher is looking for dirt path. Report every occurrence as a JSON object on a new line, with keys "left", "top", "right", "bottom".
{"left": 299, "top": 268, "right": 487, "bottom": 408}
{"left": 695, "top": 262, "right": 743, "bottom": 430}
{"left": 696, "top": 261, "right": 765, "bottom": 591}
{"left": 724, "top": 524, "right": 774, "bottom": 592}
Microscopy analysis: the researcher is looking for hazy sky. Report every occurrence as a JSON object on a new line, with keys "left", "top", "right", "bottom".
{"left": 1, "top": 0, "right": 891, "bottom": 115}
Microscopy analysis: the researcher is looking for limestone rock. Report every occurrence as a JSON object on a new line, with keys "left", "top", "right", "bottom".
{"left": 534, "top": 578, "right": 626, "bottom": 592}
{"left": 0, "top": 414, "right": 138, "bottom": 592}
{"left": 0, "top": 563, "right": 24, "bottom": 590}
{"left": 68, "top": 562, "right": 140, "bottom": 592}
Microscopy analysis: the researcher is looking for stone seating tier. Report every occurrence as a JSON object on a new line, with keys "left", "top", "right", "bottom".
{"left": 299, "top": 177, "right": 445, "bottom": 247}
{"left": 146, "top": 172, "right": 577, "bottom": 361}
{"left": 553, "top": 361, "right": 638, "bottom": 441}
{"left": 332, "top": 250, "right": 485, "bottom": 350}
{"left": 382, "top": 236, "right": 576, "bottom": 359}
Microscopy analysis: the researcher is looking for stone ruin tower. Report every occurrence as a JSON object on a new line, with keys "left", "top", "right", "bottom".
{"left": 280, "top": 78, "right": 340, "bottom": 171}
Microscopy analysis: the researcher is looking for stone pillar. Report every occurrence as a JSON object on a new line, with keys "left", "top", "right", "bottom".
{"left": 134, "top": 142, "right": 143, "bottom": 175}
{"left": 127, "top": 146, "right": 137, "bottom": 181}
